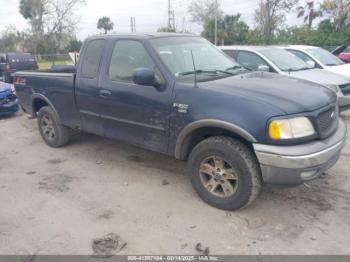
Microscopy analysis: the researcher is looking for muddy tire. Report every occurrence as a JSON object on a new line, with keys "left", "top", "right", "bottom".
{"left": 37, "top": 106, "right": 71, "bottom": 148}
{"left": 188, "top": 136, "right": 262, "bottom": 210}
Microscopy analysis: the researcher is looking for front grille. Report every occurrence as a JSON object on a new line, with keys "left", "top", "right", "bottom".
{"left": 339, "top": 84, "right": 350, "bottom": 96}
{"left": 316, "top": 106, "right": 338, "bottom": 138}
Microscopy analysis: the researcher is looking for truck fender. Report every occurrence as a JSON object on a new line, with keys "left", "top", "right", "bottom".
{"left": 174, "top": 119, "right": 257, "bottom": 160}
{"left": 31, "top": 93, "right": 61, "bottom": 122}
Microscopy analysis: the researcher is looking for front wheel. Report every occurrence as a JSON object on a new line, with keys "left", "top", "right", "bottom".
{"left": 188, "top": 136, "right": 262, "bottom": 210}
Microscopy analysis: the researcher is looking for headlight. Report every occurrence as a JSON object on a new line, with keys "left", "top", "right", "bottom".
{"left": 325, "top": 84, "right": 339, "bottom": 93}
{"left": 269, "top": 117, "right": 315, "bottom": 140}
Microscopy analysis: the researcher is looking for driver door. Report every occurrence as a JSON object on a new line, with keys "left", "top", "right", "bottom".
{"left": 98, "top": 39, "right": 173, "bottom": 153}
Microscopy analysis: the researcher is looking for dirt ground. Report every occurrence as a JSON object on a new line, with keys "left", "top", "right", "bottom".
{"left": 0, "top": 111, "right": 350, "bottom": 255}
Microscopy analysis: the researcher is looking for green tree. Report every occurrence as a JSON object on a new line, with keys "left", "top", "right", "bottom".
{"left": 322, "top": 0, "right": 350, "bottom": 32}
{"left": 201, "top": 14, "right": 249, "bottom": 45}
{"left": 67, "top": 38, "right": 82, "bottom": 52}
{"left": 97, "top": 16, "right": 114, "bottom": 34}
{"left": 19, "top": 0, "right": 46, "bottom": 53}
{"left": 19, "top": 0, "right": 85, "bottom": 54}
{"left": 157, "top": 27, "right": 176, "bottom": 33}
{"left": 221, "top": 14, "right": 250, "bottom": 45}
{"left": 245, "top": 30, "right": 263, "bottom": 44}
{"left": 0, "top": 26, "right": 20, "bottom": 52}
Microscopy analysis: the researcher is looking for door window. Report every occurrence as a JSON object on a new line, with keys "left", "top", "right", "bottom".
{"left": 222, "top": 50, "right": 235, "bottom": 58}
{"left": 288, "top": 49, "right": 322, "bottom": 68}
{"left": 288, "top": 50, "right": 311, "bottom": 62}
{"left": 343, "top": 46, "right": 350, "bottom": 53}
{"left": 81, "top": 39, "right": 105, "bottom": 78}
{"left": 109, "top": 40, "right": 156, "bottom": 82}
{"left": 236, "top": 51, "right": 269, "bottom": 71}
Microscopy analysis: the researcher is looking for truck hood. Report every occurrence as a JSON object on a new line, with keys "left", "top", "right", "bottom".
{"left": 199, "top": 72, "right": 336, "bottom": 115}
{"left": 325, "top": 63, "right": 350, "bottom": 79}
{"left": 287, "top": 68, "right": 350, "bottom": 86}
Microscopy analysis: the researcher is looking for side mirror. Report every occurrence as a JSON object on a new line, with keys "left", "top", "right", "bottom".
{"left": 257, "top": 65, "right": 269, "bottom": 72}
{"left": 132, "top": 68, "right": 156, "bottom": 86}
{"left": 306, "top": 60, "right": 316, "bottom": 68}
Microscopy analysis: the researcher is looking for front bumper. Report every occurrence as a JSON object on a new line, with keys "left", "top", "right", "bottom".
{"left": 253, "top": 119, "right": 347, "bottom": 185}
{"left": 0, "top": 98, "right": 19, "bottom": 116}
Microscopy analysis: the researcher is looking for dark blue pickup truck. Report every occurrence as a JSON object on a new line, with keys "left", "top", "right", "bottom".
{"left": 14, "top": 34, "right": 347, "bottom": 210}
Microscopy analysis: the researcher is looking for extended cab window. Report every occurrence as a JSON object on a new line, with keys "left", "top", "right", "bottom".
{"left": 237, "top": 51, "right": 269, "bottom": 71}
{"left": 109, "top": 40, "right": 155, "bottom": 82}
{"left": 81, "top": 39, "right": 105, "bottom": 78}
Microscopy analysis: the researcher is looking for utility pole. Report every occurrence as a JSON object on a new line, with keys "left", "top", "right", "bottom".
{"left": 181, "top": 17, "right": 185, "bottom": 33}
{"left": 130, "top": 17, "right": 136, "bottom": 32}
{"left": 214, "top": 0, "right": 218, "bottom": 46}
{"left": 168, "top": 0, "right": 175, "bottom": 30}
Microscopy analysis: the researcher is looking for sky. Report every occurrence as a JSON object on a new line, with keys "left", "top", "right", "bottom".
{"left": 0, "top": 0, "right": 323, "bottom": 40}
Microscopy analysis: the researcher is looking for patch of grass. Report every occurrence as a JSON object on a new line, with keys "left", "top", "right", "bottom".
{"left": 37, "top": 59, "right": 73, "bottom": 70}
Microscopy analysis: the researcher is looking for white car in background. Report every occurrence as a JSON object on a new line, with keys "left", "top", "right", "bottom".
{"left": 278, "top": 45, "right": 350, "bottom": 76}
{"left": 278, "top": 45, "right": 350, "bottom": 97}
{"left": 220, "top": 46, "right": 350, "bottom": 111}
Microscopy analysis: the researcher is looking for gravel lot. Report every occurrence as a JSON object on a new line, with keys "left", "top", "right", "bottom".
{"left": 1, "top": 111, "right": 350, "bottom": 255}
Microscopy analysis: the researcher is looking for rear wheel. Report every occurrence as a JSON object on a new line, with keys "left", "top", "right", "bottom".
{"left": 37, "top": 106, "right": 71, "bottom": 147}
{"left": 188, "top": 136, "right": 262, "bottom": 210}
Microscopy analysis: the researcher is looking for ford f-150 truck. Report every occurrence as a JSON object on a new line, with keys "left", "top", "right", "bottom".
{"left": 14, "top": 34, "right": 347, "bottom": 210}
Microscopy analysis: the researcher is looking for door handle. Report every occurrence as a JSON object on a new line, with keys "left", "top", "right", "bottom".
{"left": 99, "top": 89, "right": 112, "bottom": 98}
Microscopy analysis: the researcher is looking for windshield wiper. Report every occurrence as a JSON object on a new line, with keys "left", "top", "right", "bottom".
{"left": 215, "top": 69, "right": 235, "bottom": 75}
{"left": 179, "top": 69, "right": 216, "bottom": 76}
{"left": 179, "top": 69, "right": 234, "bottom": 76}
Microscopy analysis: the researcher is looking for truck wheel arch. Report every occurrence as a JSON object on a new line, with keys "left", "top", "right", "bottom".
{"left": 31, "top": 94, "right": 60, "bottom": 122}
{"left": 174, "top": 119, "right": 257, "bottom": 160}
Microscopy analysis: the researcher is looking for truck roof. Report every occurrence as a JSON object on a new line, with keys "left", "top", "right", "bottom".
{"left": 86, "top": 33, "right": 196, "bottom": 41}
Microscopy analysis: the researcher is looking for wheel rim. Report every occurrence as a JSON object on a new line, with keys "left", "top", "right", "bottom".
{"left": 41, "top": 115, "right": 55, "bottom": 140}
{"left": 199, "top": 156, "right": 238, "bottom": 198}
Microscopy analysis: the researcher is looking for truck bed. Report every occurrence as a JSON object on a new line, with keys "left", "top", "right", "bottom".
{"left": 14, "top": 70, "right": 80, "bottom": 127}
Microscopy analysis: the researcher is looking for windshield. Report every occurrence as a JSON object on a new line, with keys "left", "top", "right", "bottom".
{"left": 260, "top": 48, "right": 310, "bottom": 71}
{"left": 307, "top": 47, "right": 344, "bottom": 66}
{"left": 150, "top": 36, "right": 246, "bottom": 81}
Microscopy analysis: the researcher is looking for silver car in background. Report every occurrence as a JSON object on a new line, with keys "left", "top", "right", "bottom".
{"left": 219, "top": 46, "right": 350, "bottom": 111}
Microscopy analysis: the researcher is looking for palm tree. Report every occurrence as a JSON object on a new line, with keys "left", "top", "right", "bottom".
{"left": 297, "top": 1, "right": 322, "bottom": 29}
{"left": 97, "top": 16, "right": 114, "bottom": 34}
